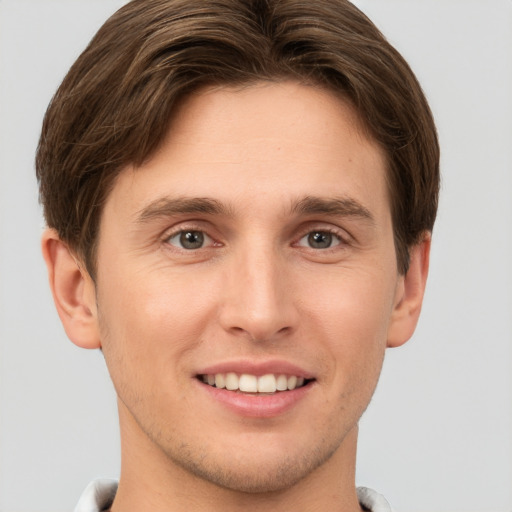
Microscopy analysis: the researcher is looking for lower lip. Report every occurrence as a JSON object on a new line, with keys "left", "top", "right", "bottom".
{"left": 196, "top": 380, "right": 314, "bottom": 418}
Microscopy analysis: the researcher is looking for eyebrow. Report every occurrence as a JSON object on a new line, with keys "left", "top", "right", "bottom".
{"left": 136, "top": 197, "right": 231, "bottom": 223}
{"left": 135, "top": 195, "right": 375, "bottom": 224}
{"left": 291, "top": 196, "right": 375, "bottom": 224}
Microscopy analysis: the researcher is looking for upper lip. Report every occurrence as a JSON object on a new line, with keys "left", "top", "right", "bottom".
{"left": 196, "top": 359, "right": 315, "bottom": 379}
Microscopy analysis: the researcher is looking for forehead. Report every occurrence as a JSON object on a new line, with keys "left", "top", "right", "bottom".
{"left": 104, "top": 81, "right": 389, "bottom": 224}
{"left": 160, "top": 81, "right": 379, "bottom": 171}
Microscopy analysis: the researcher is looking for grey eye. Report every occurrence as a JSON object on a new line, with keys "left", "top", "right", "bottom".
{"left": 298, "top": 231, "right": 340, "bottom": 249}
{"left": 168, "top": 230, "right": 209, "bottom": 250}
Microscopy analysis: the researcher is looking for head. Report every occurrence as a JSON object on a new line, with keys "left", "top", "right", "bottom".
{"left": 36, "top": 0, "right": 438, "bottom": 281}
{"left": 37, "top": 0, "right": 439, "bottom": 500}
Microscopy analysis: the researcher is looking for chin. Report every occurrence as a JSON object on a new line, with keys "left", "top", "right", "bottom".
{"left": 165, "top": 435, "right": 342, "bottom": 494}
{"left": 175, "top": 458, "right": 320, "bottom": 494}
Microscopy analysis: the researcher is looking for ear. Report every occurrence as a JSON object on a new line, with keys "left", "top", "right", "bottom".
{"left": 41, "top": 229, "right": 101, "bottom": 349}
{"left": 387, "top": 233, "right": 431, "bottom": 348}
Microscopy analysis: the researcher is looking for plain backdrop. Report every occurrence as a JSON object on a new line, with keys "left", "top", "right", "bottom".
{"left": 0, "top": 1, "right": 511, "bottom": 511}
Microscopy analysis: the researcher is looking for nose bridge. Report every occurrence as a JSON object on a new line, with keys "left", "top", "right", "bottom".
{"left": 220, "top": 238, "right": 296, "bottom": 341}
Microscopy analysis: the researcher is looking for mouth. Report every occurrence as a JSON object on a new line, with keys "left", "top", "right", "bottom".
{"left": 197, "top": 372, "right": 313, "bottom": 394}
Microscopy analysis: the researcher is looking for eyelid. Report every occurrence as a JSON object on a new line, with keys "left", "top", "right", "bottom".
{"left": 293, "top": 223, "right": 352, "bottom": 246}
{"left": 161, "top": 221, "right": 220, "bottom": 248}
{"left": 296, "top": 230, "right": 342, "bottom": 249}
{"left": 159, "top": 220, "right": 352, "bottom": 250}
{"left": 166, "top": 230, "right": 214, "bottom": 249}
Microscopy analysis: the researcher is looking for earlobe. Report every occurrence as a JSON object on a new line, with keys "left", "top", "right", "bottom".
{"left": 41, "top": 229, "right": 101, "bottom": 349}
{"left": 387, "top": 233, "right": 431, "bottom": 348}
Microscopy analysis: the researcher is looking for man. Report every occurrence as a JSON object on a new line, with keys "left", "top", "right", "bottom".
{"left": 36, "top": 0, "right": 439, "bottom": 510}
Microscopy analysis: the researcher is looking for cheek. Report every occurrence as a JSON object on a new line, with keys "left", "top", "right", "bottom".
{"left": 303, "top": 267, "right": 396, "bottom": 383}
{"left": 308, "top": 264, "right": 395, "bottom": 333}
{"left": 97, "top": 266, "right": 222, "bottom": 379}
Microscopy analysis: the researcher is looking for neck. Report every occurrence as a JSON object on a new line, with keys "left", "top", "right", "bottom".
{"left": 111, "top": 401, "right": 363, "bottom": 512}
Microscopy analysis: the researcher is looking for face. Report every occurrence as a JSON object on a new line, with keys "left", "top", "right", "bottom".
{"left": 93, "top": 82, "right": 403, "bottom": 492}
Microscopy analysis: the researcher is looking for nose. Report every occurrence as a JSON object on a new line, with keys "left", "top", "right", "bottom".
{"left": 218, "top": 245, "right": 299, "bottom": 342}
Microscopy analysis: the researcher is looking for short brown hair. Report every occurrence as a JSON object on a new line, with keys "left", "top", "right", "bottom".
{"left": 36, "top": 0, "right": 439, "bottom": 278}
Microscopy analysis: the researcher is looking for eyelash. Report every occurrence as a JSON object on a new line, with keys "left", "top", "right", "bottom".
{"left": 162, "top": 224, "right": 350, "bottom": 252}
{"left": 295, "top": 228, "right": 347, "bottom": 251}
{"left": 163, "top": 224, "right": 218, "bottom": 251}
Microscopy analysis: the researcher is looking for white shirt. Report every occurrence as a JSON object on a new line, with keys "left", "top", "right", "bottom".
{"left": 74, "top": 479, "right": 395, "bottom": 512}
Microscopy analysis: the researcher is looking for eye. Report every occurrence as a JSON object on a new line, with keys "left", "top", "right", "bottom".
{"left": 297, "top": 230, "right": 342, "bottom": 249}
{"left": 166, "top": 230, "right": 212, "bottom": 250}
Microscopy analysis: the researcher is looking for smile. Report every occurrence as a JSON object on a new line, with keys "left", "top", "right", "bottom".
{"left": 199, "top": 373, "right": 309, "bottom": 393}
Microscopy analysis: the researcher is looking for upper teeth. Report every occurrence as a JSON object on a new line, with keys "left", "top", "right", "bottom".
{"left": 201, "top": 373, "right": 305, "bottom": 393}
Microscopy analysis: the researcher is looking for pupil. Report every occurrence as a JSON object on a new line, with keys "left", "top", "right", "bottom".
{"left": 180, "top": 231, "right": 204, "bottom": 249}
{"left": 308, "top": 231, "right": 331, "bottom": 249}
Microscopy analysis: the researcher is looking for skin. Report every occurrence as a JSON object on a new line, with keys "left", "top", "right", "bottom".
{"left": 43, "top": 81, "right": 430, "bottom": 512}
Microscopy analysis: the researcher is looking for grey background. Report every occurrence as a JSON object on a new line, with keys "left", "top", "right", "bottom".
{"left": 1, "top": 1, "right": 511, "bottom": 511}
